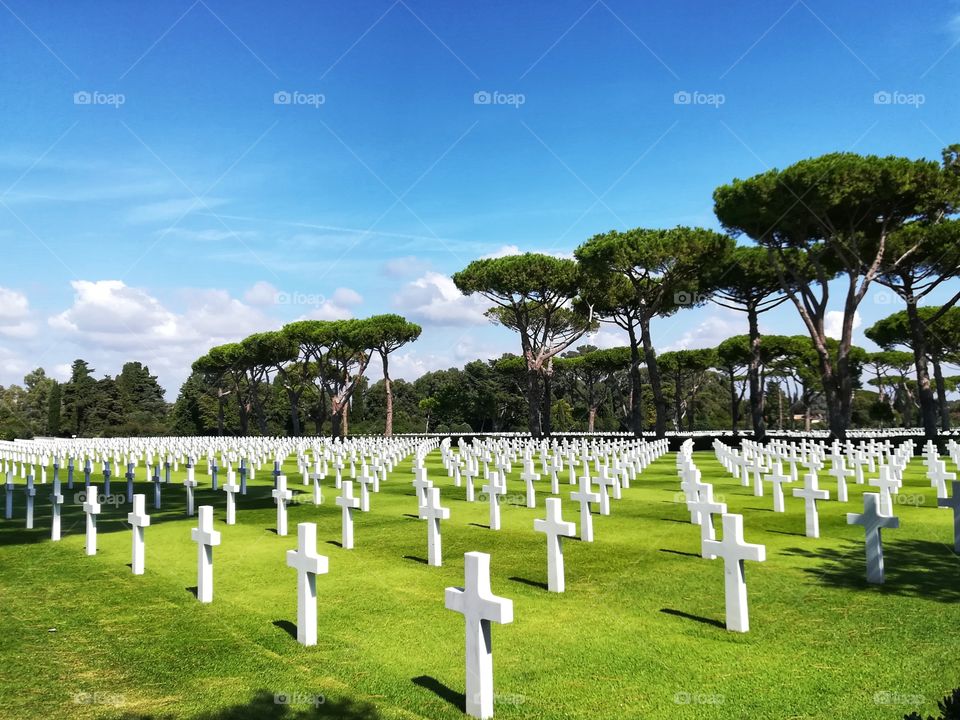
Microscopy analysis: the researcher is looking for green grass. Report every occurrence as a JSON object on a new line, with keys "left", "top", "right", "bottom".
{"left": 0, "top": 449, "right": 958, "bottom": 719}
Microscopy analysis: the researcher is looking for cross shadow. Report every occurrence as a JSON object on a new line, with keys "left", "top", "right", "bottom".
{"left": 411, "top": 675, "right": 465, "bottom": 713}
{"left": 659, "top": 608, "right": 725, "bottom": 630}
{"left": 659, "top": 518, "right": 689, "bottom": 524}
{"left": 508, "top": 576, "right": 548, "bottom": 590}
{"left": 767, "top": 529, "right": 805, "bottom": 537}
{"left": 326, "top": 540, "right": 343, "bottom": 548}
{"left": 266, "top": 528, "right": 279, "bottom": 535}
{"left": 746, "top": 507, "right": 775, "bottom": 512}
{"left": 402, "top": 514, "right": 420, "bottom": 520}
{"left": 115, "top": 688, "right": 382, "bottom": 718}
{"left": 403, "top": 555, "right": 427, "bottom": 565}
{"left": 272, "top": 619, "right": 297, "bottom": 641}
{"left": 659, "top": 548, "right": 700, "bottom": 558}
{"left": 185, "top": 586, "right": 198, "bottom": 598}
{"left": 468, "top": 523, "right": 490, "bottom": 529}
{"left": 782, "top": 539, "right": 960, "bottom": 603}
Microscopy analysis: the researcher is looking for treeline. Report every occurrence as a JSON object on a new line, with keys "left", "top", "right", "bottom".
{"left": 450, "top": 145, "right": 960, "bottom": 441}
{"left": 0, "top": 360, "right": 167, "bottom": 440}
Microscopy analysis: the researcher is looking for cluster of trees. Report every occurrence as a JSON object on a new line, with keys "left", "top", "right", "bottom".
{"left": 175, "top": 315, "right": 421, "bottom": 438}
{"left": 5, "top": 147, "right": 959, "bottom": 441}
{"left": 452, "top": 145, "right": 960, "bottom": 440}
{"left": 0, "top": 361, "right": 167, "bottom": 440}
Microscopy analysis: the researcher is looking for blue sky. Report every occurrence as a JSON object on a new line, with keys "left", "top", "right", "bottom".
{"left": 1, "top": 0, "right": 959, "bottom": 394}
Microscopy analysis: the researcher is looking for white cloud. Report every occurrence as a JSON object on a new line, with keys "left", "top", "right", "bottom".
{"left": 45, "top": 280, "right": 278, "bottom": 391}
{"left": 665, "top": 312, "right": 746, "bottom": 351}
{"left": 0, "top": 287, "right": 36, "bottom": 338}
{"left": 302, "top": 287, "right": 363, "bottom": 321}
{"left": 381, "top": 255, "right": 431, "bottom": 278}
{"left": 825, "top": 310, "right": 862, "bottom": 340}
{"left": 0, "top": 287, "right": 30, "bottom": 321}
{"left": 392, "top": 272, "right": 489, "bottom": 326}
{"left": 244, "top": 281, "right": 280, "bottom": 306}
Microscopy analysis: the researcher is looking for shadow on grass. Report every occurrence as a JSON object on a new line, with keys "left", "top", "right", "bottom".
{"left": 110, "top": 688, "right": 381, "bottom": 719}
{"left": 782, "top": 539, "right": 960, "bottom": 603}
{"left": 402, "top": 555, "right": 427, "bottom": 565}
{"left": 272, "top": 619, "right": 297, "bottom": 640}
{"left": 659, "top": 608, "right": 725, "bottom": 630}
{"left": 0, "top": 485, "right": 281, "bottom": 547}
{"left": 659, "top": 548, "right": 700, "bottom": 558}
{"left": 411, "top": 675, "right": 465, "bottom": 713}
{"left": 508, "top": 575, "right": 548, "bottom": 590}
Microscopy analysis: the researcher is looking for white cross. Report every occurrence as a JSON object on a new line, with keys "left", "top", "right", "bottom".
{"left": 928, "top": 458, "right": 955, "bottom": 500}
{"left": 272, "top": 475, "right": 293, "bottom": 537}
{"left": 688, "top": 483, "right": 727, "bottom": 557}
{"left": 127, "top": 494, "right": 151, "bottom": 575}
{"left": 412, "top": 466, "right": 432, "bottom": 508}
{"left": 49, "top": 476, "right": 63, "bottom": 541}
{"left": 595, "top": 465, "right": 615, "bottom": 515}
{"left": 335, "top": 480, "right": 361, "bottom": 549}
{"left": 356, "top": 465, "right": 374, "bottom": 512}
{"left": 534, "top": 497, "right": 577, "bottom": 592}
{"left": 286, "top": 522, "right": 329, "bottom": 646}
{"left": 445, "top": 552, "right": 514, "bottom": 720}
{"left": 701, "top": 513, "right": 766, "bottom": 632}
{"left": 191, "top": 505, "right": 222, "bottom": 603}
{"left": 938, "top": 480, "right": 960, "bottom": 553}
{"left": 869, "top": 465, "right": 900, "bottom": 515}
{"left": 792, "top": 471, "right": 830, "bottom": 538}
{"left": 223, "top": 471, "right": 239, "bottom": 525}
{"left": 184, "top": 466, "right": 197, "bottom": 517}
{"left": 828, "top": 452, "right": 854, "bottom": 503}
{"left": 519, "top": 459, "right": 539, "bottom": 509}
{"left": 570, "top": 472, "right": 600, "bottom": 542}
{"left": 764, "top": 461, "right": 792, "bottom": 513}
{"left": 481, "top": 475, "right": 502, "bottom": 531}
{"left": 419, "top": 487, "right": 451, "bottom": 566}
{"left": 847, "top": 493, "right": 899, "bottom": 584}
{"left": 83, "top": 485, "right": 101, "bottom": 556}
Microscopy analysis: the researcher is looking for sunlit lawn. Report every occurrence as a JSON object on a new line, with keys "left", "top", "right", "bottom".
{"left": 0, "top": 447, "right": 957, "bottom": 719}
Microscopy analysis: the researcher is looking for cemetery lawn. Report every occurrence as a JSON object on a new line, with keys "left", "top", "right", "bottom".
{"left": 0, "top": 450, "right": 958, "bottom": 720}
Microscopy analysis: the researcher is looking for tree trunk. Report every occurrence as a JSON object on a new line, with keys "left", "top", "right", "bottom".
{"left": 904, "top": 296, "right": 938, "bottom": 439}
{"left": 747, "top": 305, "right": 766, "bottom": 440}
{"left": 640, "top": 319, "right": 667, "bottom": 438}
{"left": 526, "top": 368, "right": 542, "bottom": 437}
{"left": 542, "top": 371, "right": 553, "bottom": 436}
{"left": 728, "top": 369, "right": 739, "bottom": 435}
{"left": 217, "top": 390, "right": 225, "bottom": 436}
{"left": 287, "top": 389, "right": 302, "bottom": 437}
{"left": 382, "top": 351, "right": 394, "bottom": 437}
{"left": 588, "top": 406, "right": 597, "bottom": 433}
{"left": 673, "top": 368, "right": 682, "bottom": 432}
{"left": 627, "top": 326, "right": 642, "bottom": 436}
{"left": 932, "top": 356, "right": 951, "bottom": 431}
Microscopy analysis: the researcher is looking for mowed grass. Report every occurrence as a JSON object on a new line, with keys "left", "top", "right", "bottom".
{"left": 0, "top": 448, "right": 958, "bottom": 720}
